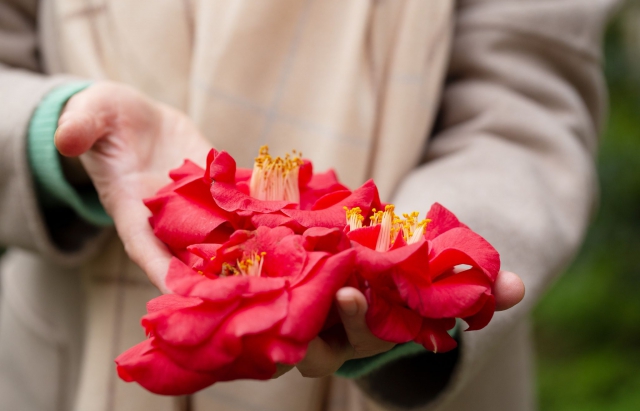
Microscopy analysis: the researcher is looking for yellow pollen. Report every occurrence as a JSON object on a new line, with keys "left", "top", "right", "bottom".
{"left": 250, "top": 145, "right": 303, "bottom": 203}
{"left": 374, "top": 205, "right": 396, "bottom": 252}
{"left": 349, "top": 204, "right": 430, "bottom": 251}
{"left": 402, "top": 211, "right": 431, "bottom": 245}
{"left": 344, "top": 207, "right": 364, "bottom": 230}
{"left": 221, "top": 263, "right": 240, "bottom": 277}
{"left": 236, "top": 251, "right": 266, "bottom": 277}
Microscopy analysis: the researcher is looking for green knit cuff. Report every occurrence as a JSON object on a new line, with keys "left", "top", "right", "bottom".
{"left": 27, "top": 82, "right": 113, "bottom": 227}
{"left": 335, "top": 319, "right": 462, "bottom": 379}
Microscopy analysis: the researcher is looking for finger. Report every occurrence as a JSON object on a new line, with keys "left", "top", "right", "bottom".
{"left": 493, "top": 270, "right": 525, "bottom": 311}
{"left": 271, "top": 364, "right": 294, "bottom": 379}
{"left": 296, "top": 328, "right": 351, "bottom": 378}
{"left": 108, "top": 185, "right": 173, "bottom": 293}
{"left": 54, "top": 82, "right": 131, "bottom": 157}
{"left": 54, "top": 86, "right": 115, "bottom": 157}
{"left": 336, "top": 287, "right": 394, "bottom": 359}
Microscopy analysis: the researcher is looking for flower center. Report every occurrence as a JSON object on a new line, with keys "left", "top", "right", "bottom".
{"left": 220, "top": 251, "right": 266, "bottom": 277}
{"left": 345, "top": 205, "right": 430, "bottom": 252}
{"left": 250, "top": 145, "right": 303, "bottom": 202}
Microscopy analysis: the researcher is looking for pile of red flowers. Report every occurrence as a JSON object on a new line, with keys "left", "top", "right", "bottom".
{"left": 115, "top": 147, "right": 500, "bottom": 395}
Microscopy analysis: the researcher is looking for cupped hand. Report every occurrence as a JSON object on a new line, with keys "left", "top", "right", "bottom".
{"left": 55, "top": 82, "right": 212, "bottom": 292}
{"left": 277, "top": 270, "right": 525, "bottom": 378}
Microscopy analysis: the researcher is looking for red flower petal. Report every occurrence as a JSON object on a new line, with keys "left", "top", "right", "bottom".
{"left": 169, "top": 159, "right": 206, "bottom": 182}
{"left": 462, "top": 294, "right": 495, "bottom": 331}
{"left": 191, "top": 276, "right": 288, "bottom": 302}
{"left": 310, "top": 190, "right": 351, "bottom": 211}
{"left": 393, "top": 268, "right": 491, "bottom": 318}
{"left": 144, "top": 298, "right": 240, "bottom": 347}
{"left": 424, "top": 203, "right": 468, "bottom": 241}
{"left": 115, "top": 339, "right": 217, "bottom": 396}
{"left": 429, "top": 227, "right": 500, "bottom": 281}
{"left": 280, "top": 249, "right": 355, "bottom": 342}
{"left": 166, "top": 257, "right": 208, "bottom": 295}
{"left": 298, "top": 160, "right": 313, "bottom": 188}
{"left": 364, "top": 287, "right": 422, "bottom": 343}
{"left": 263, "top": 338, "right": 308, "bottom": 365}
{"left": 187, "top": 243, "right": 222, "bottom": 260}
{"left": 351, "top": 240, "right": 428, "bottom": 282}
{"left": 282, "top": 180, "right": 382, "bottom": 229}
{"left": 303, "top": 227, "right": 351, "bottom": 253}
{"left": 250, "top": 212, "right": 297, "bottom": 230}
{"left": 145, "top": 177, "right": 232, "bottom": 249}
{"left": 146, "top": 294, "right": 203, "bottom": 315}
{"left": 205, "top": 149, "right": 236, "bottom": 184}
{"left": 413, "top": 319, "right": 458, "bottom": 353}
{"left": 215, "top": 333, "right": 281, "bottom": 381}
{"left": 223, "top": 289, "right": 289, "bottom": 337}
{"left": 210, "top": 181, "right": 294, "bottom": 213}
{"left": 152, "top": 283, "right": 289, "bottom": 373}
{"left": 347, "top": 225, "right": 381, "bottom": 251}
{"left": 299, "top": 168, "right": 349, "bottom": 210}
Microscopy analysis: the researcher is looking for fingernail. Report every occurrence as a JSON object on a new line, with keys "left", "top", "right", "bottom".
{"left": 54, "top": 127, "right": 62, "bottom": 146}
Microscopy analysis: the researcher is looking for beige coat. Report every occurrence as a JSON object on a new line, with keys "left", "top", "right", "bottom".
{"left": 0, "top": 0, "right": 620, "bottom": 410}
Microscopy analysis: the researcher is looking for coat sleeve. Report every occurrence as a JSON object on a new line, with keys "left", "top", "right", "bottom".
{"left": 0, "top": 0, "right": 110, "bottom": 264}
{"left": 358, "top": 0, "right": 622, "bottom": 408}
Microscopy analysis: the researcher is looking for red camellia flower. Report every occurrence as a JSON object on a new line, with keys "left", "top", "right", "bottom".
{"left": 205, "top": 146, "right": 383, "bottom": 232}
{"left": 344, "top": 203, "right": 500, "bottom": 353}
{"left": 144, "top": 145, "right": 365, "bottom": 257}
{"left": 145, "top": 145, "right": 383, "bottom": 257}
{"left": 115, "top": 226, "right": 354, "bottom": 395}
{"left": 123, "top": 145, "right": 506, "bottom": 395}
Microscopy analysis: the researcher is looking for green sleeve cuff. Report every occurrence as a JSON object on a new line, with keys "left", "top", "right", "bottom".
{"left": 335, "top": 319, "right": 462, "bottom": 379}
{"left": 27, "top": 82, "right": 113, "bottom": 227}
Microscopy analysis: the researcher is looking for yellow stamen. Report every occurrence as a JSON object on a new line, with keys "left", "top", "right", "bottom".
{"left": 237, "top": 251, "right": 266, "bottom": 277}
{"left": 250, "top": 145, "right": 303, "bottom": 202}
{"left": 344, "top": 206, "right": 364, "bottom": 230}
{"left": 221, "top": 263, "right": 240, "bottom": 277}
{"left": 402, "top": 212, "right": 431, "bottom": 245}
{"left": 374, "top": 205, "right": 395, "bottom": 252}
{"left": 348, "top": 204, "right": 430, "bottom": 251}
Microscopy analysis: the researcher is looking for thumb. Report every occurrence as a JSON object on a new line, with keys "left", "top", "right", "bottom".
{"left": 493, "top": 270, "right": 525, "bottom": 311}
{"left": 336, "top": 287, "right": 394, "bottom": 359}
{"left": 54, "top": 88, "right": 113, "bottom": 157}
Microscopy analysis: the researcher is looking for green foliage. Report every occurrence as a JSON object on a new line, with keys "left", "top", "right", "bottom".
{"left": 534, "top": 11, "right": 640, "bottom": 411}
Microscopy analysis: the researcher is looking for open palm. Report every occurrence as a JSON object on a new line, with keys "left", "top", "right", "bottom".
{"left": 55, "top": 82, "right": 211, "bottom": 291}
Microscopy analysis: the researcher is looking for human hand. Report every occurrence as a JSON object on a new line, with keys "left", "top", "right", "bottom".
{"left": 55, "top": 82, "right": 212, "bottom": 292}
{"left": 274, "top": 269, "right": 525, "bottom": 378}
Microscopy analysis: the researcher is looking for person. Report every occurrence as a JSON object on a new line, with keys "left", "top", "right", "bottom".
{"left": 0, "top": 0, "right": 620, "bottom": 410}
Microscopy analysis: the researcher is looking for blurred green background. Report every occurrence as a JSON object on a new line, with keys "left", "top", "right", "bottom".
{"left": 533, "top": 3, "right": 640, "bottom": 411}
